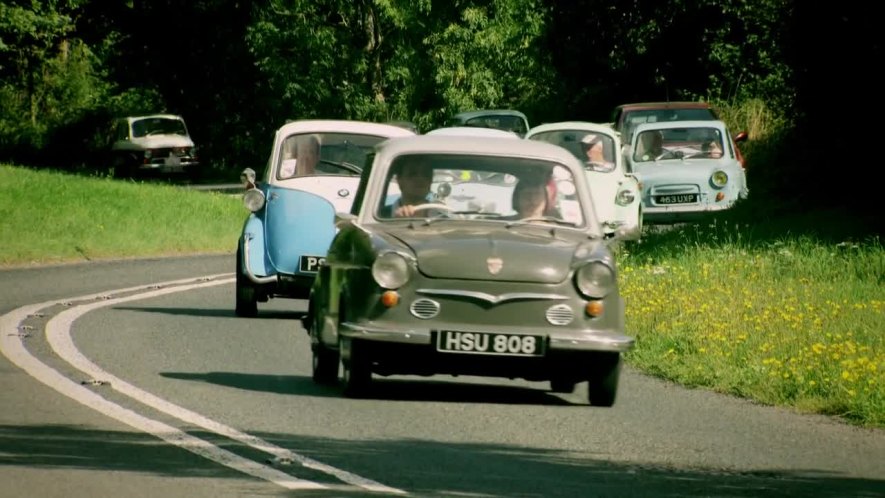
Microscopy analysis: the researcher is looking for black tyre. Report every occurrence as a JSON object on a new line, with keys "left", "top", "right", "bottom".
{"left": 310, "top": 307, "right": 339, "bottom": 384}
{"left": 587, "top": 353, "right": 622, "bottom": 407}
{"left": 341, "top": 339, "right": 371, "bottom": 397}
{"left": 112, "top": 154, "right": 133, "bottom": 179}
{"left": 312, "top": 346, "right": 340, "bottom": 384}
{"left": 235, "top": 248, "right": 258, "bottom": 318}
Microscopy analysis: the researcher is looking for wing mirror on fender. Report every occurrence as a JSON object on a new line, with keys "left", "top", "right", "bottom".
{"left": 240, "top": 168, "right": 257, "bottom": 189}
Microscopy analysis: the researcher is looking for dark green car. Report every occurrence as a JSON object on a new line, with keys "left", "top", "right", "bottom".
{"left": 305, "top": 135, "right": 635, "bottom": 406}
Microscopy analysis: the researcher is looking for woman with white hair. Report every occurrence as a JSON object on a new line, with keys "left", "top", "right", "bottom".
{"left": 279, "top": 134, "right": 321, "bottom": 178}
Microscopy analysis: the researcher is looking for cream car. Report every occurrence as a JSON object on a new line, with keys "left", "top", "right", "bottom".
{"left": 526, "top": 122, "right": 642, "bottom": 240}
{"left": 110, "top": 114, "right": 199, "bottom": 180}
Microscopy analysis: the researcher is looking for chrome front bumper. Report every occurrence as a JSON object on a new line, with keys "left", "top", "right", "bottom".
{"left": 339, "top": 321, "right": 634, "bottom": 353}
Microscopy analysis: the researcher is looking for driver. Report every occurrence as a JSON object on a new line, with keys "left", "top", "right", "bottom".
{"left": 279, "top": 134, "right": 320, "bottom": 178}
{"left": 580, "top": 134, "right": 614, "bottom": 171}
{"left": 381, "top": 159, "right": 441, "bottom": 218}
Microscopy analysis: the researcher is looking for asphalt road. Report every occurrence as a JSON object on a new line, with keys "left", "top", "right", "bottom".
{"left": 1, "top": 255, "right": 883, "bottom": 497}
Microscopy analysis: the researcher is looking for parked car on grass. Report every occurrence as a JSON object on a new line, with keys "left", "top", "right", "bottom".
{"left": 110, "top": 114, "right": 200, "bottom": 180}
{"left": 628, "top": 120, "right": 748, "bottom": 224}
{"left": 611, "top": 101, "right": 749, "bottom": 168}
{"left": 445, "top": 109, "right": 531, "bottom": 137}
{"left": 526, "top": 121, "right": 642, "bottom": 240}
{"left": 235, "top": 120, "right": 416, "bottom": 317}
{"left": 305, "top": 134, "right": 634, "bottom": 406}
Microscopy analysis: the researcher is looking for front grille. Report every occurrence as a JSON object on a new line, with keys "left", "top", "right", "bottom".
{"left": 410, "top": 298, "right": 440, "bottom": 319}
{"left": 545, "top": 304, "right": 574, "bottom": 325}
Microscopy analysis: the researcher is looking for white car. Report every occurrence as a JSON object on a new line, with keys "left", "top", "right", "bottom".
{"left": 110, "top": 114, "right": 199, "bottom": 180}
{"left": 627, "top": 120, "right": 748, "bottom": 224}
{"left": 425, "top": 126, "right": 520, "bottom": 139}
{"left": 526, "top": 122, "right": 642, "bottom": 240}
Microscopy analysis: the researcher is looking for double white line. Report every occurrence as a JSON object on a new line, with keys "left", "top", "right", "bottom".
{"left": 0, "top": 274, "right": 404, "bottom": 494}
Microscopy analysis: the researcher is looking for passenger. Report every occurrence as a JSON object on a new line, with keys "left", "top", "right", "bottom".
{"left": 702, "top": 139, "right": 723, "bottom": 158}
{"left": 509, "top": 179, "right": 557, "bottom": 220}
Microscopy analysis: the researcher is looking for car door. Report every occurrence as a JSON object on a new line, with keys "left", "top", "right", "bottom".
{"left": 264, "top": 186, "right": 338, "bottom": 275}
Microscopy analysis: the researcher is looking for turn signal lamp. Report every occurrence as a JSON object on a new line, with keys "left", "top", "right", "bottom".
{"left": 381, "top": 291, "right": 400, "bottom": 308}
{"left": 585, "top": 300, "right": 604, "bottom": 317}
{"left": 715, "top": 192, "right": 725, "bottom": 202}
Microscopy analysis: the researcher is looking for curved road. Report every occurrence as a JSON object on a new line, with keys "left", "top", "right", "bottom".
{"left": 1, "top": 255, "right": 883, "bottom": 497}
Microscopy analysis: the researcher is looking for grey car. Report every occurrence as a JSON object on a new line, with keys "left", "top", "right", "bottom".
{"left": 305, "top": 135, "right": 634, "bottom": 405}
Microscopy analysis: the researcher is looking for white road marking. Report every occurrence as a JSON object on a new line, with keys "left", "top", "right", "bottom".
{"left": 1, "top": 275, "right": 405, "bottom": 494}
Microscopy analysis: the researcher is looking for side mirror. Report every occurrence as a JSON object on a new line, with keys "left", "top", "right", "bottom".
{"left": 734, "top": 131, "right": 749, "bottom": 143}
{"left": 335, "top": 212, "right": 357, "bottom": 228}
{"left": 240, "top": 168, "right": 257, "bottom": 189}
{"left": 607, "top": 220, "right": 641, "bottom": 241}
{"left": 436, "top": 182, "right": 452, "bottom": 200}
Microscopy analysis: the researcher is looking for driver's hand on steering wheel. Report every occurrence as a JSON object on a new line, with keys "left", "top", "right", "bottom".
{"left": 394, "top": 204, "right": 422, "bottom": 217}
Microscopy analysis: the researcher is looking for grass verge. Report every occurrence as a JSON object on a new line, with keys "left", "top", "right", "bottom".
{"left": 0, "top": 164, "right": 244, "bottom": 266}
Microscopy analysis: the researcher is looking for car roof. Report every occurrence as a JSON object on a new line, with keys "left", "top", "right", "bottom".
{"left": 615, "top": 101, "right": 713, "bottom": 112}
{"left": 277, "top": 119, "right": 417, "bottom": 137}
{"left": 632, "top": 119, "right": 728, "bottom": 134}
{"left": 377, "top": 134, "right": 577, "bottom": 162}
{"left": 124, "top": 114, "right": 185, "bottom": 122}
{"left": 527, "top": 121, "right": 617, "bottom": 138}
{"left": 451, "top": 109, "right": 528, "bottom": 120}
{"left": 425, "top": 126, "right": 521, "bottom": 138}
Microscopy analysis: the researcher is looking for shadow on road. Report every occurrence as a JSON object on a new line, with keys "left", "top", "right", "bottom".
{"left": 112, "top": 305, "right": 306, "bottom": 320}
{"left": 159, "top": 371, "right": 574, "bottom": 406}
{"left": 1, "top": 424, "right": 880, "bottom": 497}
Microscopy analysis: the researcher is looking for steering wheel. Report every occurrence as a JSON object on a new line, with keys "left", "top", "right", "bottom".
{"left": 407, "top": 203, "right": 453, "bottom": 213}
{"left": 318, "top": 159, "right": 361, "bottom": 175}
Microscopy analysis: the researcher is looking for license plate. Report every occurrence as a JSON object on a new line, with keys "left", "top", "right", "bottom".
{"left": 299, "top": 255, "right": 326, "bottom": 273}
{"left": 437, "top": 331, "right": 545, "bottom": 357}
{"left": 655, "top": 194, "right": 698, "bottom": 204}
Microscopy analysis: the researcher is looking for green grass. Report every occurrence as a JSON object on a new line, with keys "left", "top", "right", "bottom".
{"left": 0, "top": 164, "right": 245, "bottom": 266}
{"left": 620, "top": 217, "right": 883, "bottom": 428}
{"left": 2, "top": 164, "right": 882, "bottom": 427}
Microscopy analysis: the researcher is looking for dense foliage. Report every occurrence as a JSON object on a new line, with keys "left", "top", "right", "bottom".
{"left": 0, "top": 0, "right": 879, "bottom": 213}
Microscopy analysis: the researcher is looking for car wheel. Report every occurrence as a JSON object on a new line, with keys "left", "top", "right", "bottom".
{"left": 112, "top": 154, "right": 133, "bottom": 179}
{"left": 587, "top": 352, "right": 622, "bottom": 407}
{"left": 341, "top": 339, "right": 371, "bottom": 397}
{"left": 312, "top": 346, "right": 340, "bottom": 384}
{"left": 235, "top": 249, "right": 258, "bottom": 318}
{"left": 311, "top": 307, "right": 339, "bottom": 385}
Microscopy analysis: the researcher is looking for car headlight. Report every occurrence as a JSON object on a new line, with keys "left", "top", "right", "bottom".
{"left": 372, "top": 251, "right": 411, "bottom": 289}
{"left": 242, "top": 188, "right": 266, "bottom": 212}
{"left": 711, "top": 170, "right": 728, "bottom": 188}
{"left": 616, "top": 188, "right": 636, "bottom": 206}
{"left": 574, "top": 261, "right": 615, "bottom": 298}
